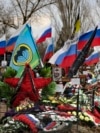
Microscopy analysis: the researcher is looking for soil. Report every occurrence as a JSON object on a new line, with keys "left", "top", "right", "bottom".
{"left": 39, "top": 122, "right": 100, "bottom": 133}
{"left": 70, "top": 124, "right": 100, "bottom": 133}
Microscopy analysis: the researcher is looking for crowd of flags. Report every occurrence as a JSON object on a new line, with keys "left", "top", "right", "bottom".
{"left": 77, "top": 26, "right": 100, "bottom": 51}
{"left": 6, "top": 23, "right": 27, "bottom": 52}
{"left": 0, "top": 20, "right": 100, "bottom": 77}
{"left": 68, "top": 26, "right": 98, "bottom": 78}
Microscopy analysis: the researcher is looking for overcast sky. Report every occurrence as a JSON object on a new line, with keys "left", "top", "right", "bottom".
{"left": 4, "top": 0, "right": 100, "bottom": 39}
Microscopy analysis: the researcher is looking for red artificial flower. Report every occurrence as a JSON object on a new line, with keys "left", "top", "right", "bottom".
{"left": 4, "top": 64, "right": 52, "bottom": 107}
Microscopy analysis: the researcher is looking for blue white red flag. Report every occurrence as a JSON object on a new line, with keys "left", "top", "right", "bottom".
{"left": 6, "top": 23, "right": 29, "bottom": 52}
{"left": 0, "top": 35, "right": 6, "bottom": 55}
{"left": 84, "top": 51, "right": 100, "bottom": 66}
{"left": 49, "top": 39, "right": 78, "bottom": 68}
{"left": 36, "top": 25, "right": 52, "bottom": 44}
{"left": 43, "top": 39, "right": 54, "bottom": 63}
{"left": 77, "top": 26, "right": 100, "bottom": 51}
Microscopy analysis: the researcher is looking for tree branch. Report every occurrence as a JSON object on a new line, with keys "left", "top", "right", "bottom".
{"left": 27, "top": 1, "right": 56, "bottom": 20}
{"left": 16, "top": 0, "right": 25, "bottom": 18}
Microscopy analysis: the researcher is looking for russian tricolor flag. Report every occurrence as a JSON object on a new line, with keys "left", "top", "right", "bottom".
{"left": 6, "top": 34, "right": 18, "bottom": 52}
{"left": 84, "top": 51, "right": 100, "bottom": 66}
{"left": 0, "top": 35, "right": 6, "bottom": 55}
{"left": 49, "top": 40, "right": 78, "bottom": 68}
{"left": 43, "top": 39, "right": 54, "bottom": 63}
{"left": 36, "top": 25, "right": 52, "bottom": 44}
{"left": 77, "top": 26, "right": 100, "bottom": 51}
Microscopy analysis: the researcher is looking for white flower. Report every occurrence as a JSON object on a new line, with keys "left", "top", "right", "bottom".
{"left": 9, "top": 120, "right": 15, "bottom": 124}
{"left": 3, "top": 123, "right": 10, "bottom": 127}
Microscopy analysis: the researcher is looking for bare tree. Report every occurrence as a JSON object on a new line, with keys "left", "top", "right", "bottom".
{"left": 47, "top": 0, "right": 99, "bottom": 49}
{"left": 52, "top": 0, "right": 81, "bottom": 48}
{"left": 80, "top": 0, "right": 99, "bottom": 33}
{"left": 10, "top": 0, "right": 56, "bottom": 25}
{"left": 0, "top": 2, "right": 18, "bottom": 37}
{"left": 0, "top": 0, "right": 56, "bottom": 38}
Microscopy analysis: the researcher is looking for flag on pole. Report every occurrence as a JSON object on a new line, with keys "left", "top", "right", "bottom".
{"left": 84, "top": 51, "right": 100, "bottom": 66}
{"left": 77, "top": 26, "right": 100, "bottom": 51}
{"left": 43, "top": 38, "right": 54, "bottom": 63}
{"left": 68, "top": 26, "right": 98, "bottom": 78}
{"left": 49, "top": 39, "right": 77, "bottom": 68}
{"left": 36, "top": 25, "right": 52, "bottom": 44}
{"left": 10, "top": 24, "right": 40, "bottom": 77}
{"left": 6, "top": 24, "right": 29, "bottom": 52}
{"left": 0, "top": 35, "right": 6, "bottom": 55}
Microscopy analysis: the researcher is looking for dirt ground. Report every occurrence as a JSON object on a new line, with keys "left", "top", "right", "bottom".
{"left": 70, "top": 124, "right": 100, "bottom": 133}
{"left": 39, "top": 122, "right": 100, "bottom": 133}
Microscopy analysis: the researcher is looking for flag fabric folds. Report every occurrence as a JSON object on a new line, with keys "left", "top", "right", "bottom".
{"left": 84, "top": 51, "right": 100, "bottom": 66}
{"left": 49, "top": 39, "right": 77, "bottom": 68}
{"left": 10, "top": 24, "right": 40, "bottom": 77}
{"left": 6, "top": 33, "right": 18, "bottom": 52}
{"left": 77, "top": 26, "right": 100, "bottom": 51}
{"left": 6, "top": 24, "right": 28, "bottom": 52}
{"left": 67, "top": 26, "right": 98, "bottom": 78}
{"left": 0, "top": 35, "right": 6, "bottom": 55}
{"left": 43, "top": 39, "right": 54, "bottom": 63}
{"left": 36, "top": 25, "right": 52, "bottom": 44}
{"left": 73, "top": 14, "right": 81, "bottom": 35}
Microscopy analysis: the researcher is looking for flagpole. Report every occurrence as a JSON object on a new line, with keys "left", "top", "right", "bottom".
{"left": 33, "top": 37, "right": 44, "bottom": 68}
{"left": 68, "top": 26, "right": 98, "bottom": 78}
{"left": 4, "top": 34, "right": 7, "bottom": 67}
{"left": 4, "top": 33, "right": 6, "bottom": 61}
{"left": 1, "top": 35, "right": 7, "bottom": 68}
{"left": 4, "top": 53, "right": 6, "bottom": 61}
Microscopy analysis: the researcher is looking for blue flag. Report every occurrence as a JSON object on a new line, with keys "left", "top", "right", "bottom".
{"left": 10, "top": 24, "right": 40, "bottom": 77}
